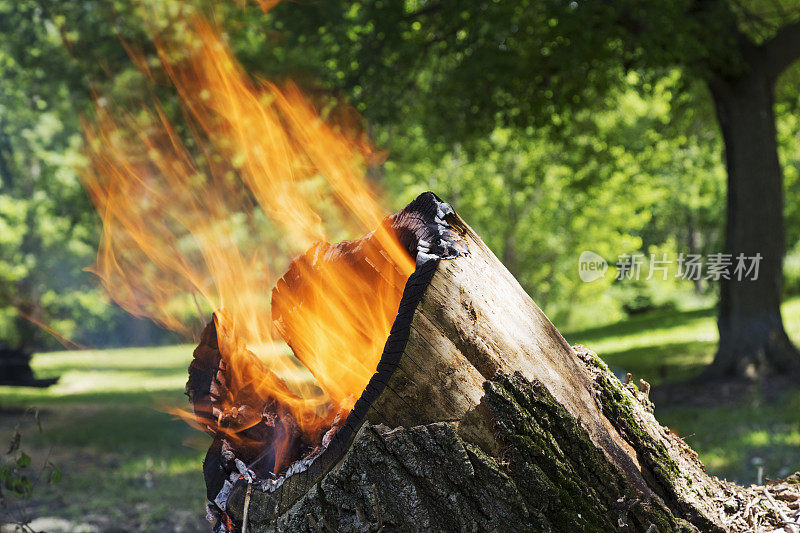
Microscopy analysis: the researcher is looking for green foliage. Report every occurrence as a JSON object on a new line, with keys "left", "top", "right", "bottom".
{"left": 256, "top": 0, "right": 798, "bottom": 140}
{"left": 0, "top": 0, "right": 177, "bottom": 350}
{"left": 379, "top": 72, "right": 725, "bottom": 326}
{"left": 250, "top": 0, "right": 800, "bottom": 327}
{"left": 0, "top": 408, "right": 61, "bottom": 530}
{"left": 1, "top": 0, "right": 800, "bottom": 344}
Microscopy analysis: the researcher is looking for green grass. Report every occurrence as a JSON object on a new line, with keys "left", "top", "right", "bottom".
{"left": 0, "top": 345, "right": 209, "bottom": 531}
{"left": 564, "top": 296, "right": 800, "bottom": 483}
{"left": 565, "top": 307, "right": 719, "bottom": 385}
{"left": 2, "top": 300, "right": 800, "bottom": 529}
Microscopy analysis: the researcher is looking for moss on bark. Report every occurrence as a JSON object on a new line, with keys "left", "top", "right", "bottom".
{"left": 239, "top": 372, "right": 688, "bottom": 532}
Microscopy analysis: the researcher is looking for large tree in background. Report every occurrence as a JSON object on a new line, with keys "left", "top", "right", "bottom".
{"left": 256, "top": 0, "right": 800, "bottom": 379}
{"left": 705, "top": 6, "right": 800, "bottom": 377}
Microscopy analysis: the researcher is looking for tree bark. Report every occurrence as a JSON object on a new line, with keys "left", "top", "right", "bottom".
{"left": 707, "top": 68, "right": 800, "bottom": 378}
{"left": 202, "top": 194, "right": 790, "bottom": 533}
{"left": 268, "top": 372, "right": 688, "bottom": 533}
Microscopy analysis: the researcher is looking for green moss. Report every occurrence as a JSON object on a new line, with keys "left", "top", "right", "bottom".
{"left": 581, "top": 348, "right": 612, "bottom": 373}
{"left": 594, "top": 371, "right": 682, "bottom": 486}
{"left": 482, "top": 373, "right": 679, "bottom": 532}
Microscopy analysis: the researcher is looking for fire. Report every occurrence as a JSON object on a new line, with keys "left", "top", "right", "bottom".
{"left": 82, "top": 17, "right": 414, "bottom": 467}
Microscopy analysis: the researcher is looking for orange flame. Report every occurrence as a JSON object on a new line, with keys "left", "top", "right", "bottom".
{"left": 82, "top": 17, "right": 414, "bottom": 467}
{"left": 13, "top": 307, "right": 87, "bottom": 351}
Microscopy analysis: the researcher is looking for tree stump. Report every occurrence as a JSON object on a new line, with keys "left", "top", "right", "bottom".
{"left": 0, "top": 346, "right": 57, "bottom": 387}
{"left": 188, "top": 192, "right": 800, "bottom": 533}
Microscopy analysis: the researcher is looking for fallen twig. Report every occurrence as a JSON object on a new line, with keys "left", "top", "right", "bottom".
{"left": 764, "top": 488, "right": 798, "bottom": 533}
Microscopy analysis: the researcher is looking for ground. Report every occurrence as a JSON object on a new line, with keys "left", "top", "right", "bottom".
{"left": 1, "top": 299, "right": 799, "bottom": 532}
{"left": 0, "top": 346, "right": 209, "bottom": 532}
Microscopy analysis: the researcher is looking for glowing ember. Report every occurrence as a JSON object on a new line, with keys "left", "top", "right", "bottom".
{"left": 81, "top": 17, "right": 414, "bottom": 472}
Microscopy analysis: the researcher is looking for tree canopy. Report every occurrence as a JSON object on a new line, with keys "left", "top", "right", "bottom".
{"left": 1, "top": 0, "right": 799, "bottom": 360}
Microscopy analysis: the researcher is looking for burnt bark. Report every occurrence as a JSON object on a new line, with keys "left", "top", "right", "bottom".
{"left": 706, "top": 32, "right": 800, "bottom": 377}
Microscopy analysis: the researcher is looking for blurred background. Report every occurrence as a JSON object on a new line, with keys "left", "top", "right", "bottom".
{"left": 1, "top": 0, "right": 799, "bottom": 531}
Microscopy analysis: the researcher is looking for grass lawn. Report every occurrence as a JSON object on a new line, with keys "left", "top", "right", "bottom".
{"left": 0, "top": 345, "right": 209, "bottom": 532}
{"left": 1, "top": 298, "right": 799, "bottom": 531}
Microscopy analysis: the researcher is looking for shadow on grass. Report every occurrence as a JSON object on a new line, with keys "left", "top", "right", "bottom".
{"left": 658, "top": 389, "right": 800, "bottom": 483}
{"left": 0, "top": 388, "right": 188, "bottom": 406}
{"left": 0, "top": 396, "right": 210, "bottom": 531}
{"left": 28, "top": 403, "right": 207, "bottom": 453}
{"left": 564, "top": 307, "right": 716, "bottom": 344}
{"left": 37, "top": 365, "right": 189, "bottom": 376}
{"left": 599, "top": 341, "right": 715, "bottom": 386}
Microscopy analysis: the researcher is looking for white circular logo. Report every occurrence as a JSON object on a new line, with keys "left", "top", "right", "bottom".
{"left": 578, "top": 251, "right": 608, "bottom": 282}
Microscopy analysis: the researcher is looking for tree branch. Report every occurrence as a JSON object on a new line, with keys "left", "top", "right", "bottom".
{"left": 402, "top": 2, "right": 442, "bottom": 20}
{"left": 762, "top": 19, "right": 800, "bottom": 79}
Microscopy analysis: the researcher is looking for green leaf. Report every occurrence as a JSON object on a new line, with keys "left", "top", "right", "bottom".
{"left": 16, "top": 452, "right": 31, "bottom": 468}
{"left": 13, "top": 475, "right": 33, "bottom": 499}
{"left": 48, "top": 462, "right": 62, "bottom": 484}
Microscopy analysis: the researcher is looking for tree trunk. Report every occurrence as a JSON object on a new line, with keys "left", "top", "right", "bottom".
{"left": 707, "top": 72, "right": 800, "bottom": 378}
{"left": 253, "top": 366, "right": 800, "bottom": 533}
{"left": 0, "top": 167, "right": 55, "bottom": 386}
{"left": 189, "top": 193, "right": 800, "bottom": 533}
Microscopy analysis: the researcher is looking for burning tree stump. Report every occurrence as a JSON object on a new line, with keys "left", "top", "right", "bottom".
{"left": 187, "top": 192, "right": 798, "bottom": 533}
